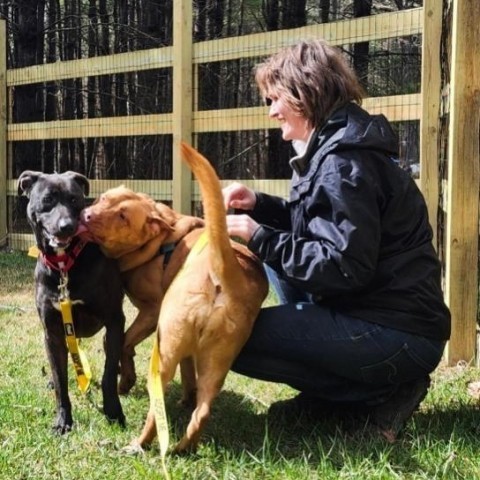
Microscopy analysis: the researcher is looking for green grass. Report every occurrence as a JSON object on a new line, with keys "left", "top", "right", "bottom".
{"left": 1, "top": 248, "right": 480, "bottom": 479}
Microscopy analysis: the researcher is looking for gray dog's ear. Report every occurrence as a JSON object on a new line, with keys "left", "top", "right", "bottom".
{"left": 64, "top": 171, "right": 90, "bottom": 197}
{"left": 17, "top": 170, "right": 42, "bottom": 197}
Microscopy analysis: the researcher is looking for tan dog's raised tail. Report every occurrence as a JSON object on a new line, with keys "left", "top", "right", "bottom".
{"left": 131, "top": 143, "right": 268, "bottom": 453}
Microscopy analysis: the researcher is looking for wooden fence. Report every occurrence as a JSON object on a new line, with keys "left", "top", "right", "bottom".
{"left": 0, "top": 0, "right": 479, "bottom": 365}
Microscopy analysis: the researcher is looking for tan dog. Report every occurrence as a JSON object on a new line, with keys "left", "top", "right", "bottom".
{"left": 127, "top": 142, "right": 268, "bottom": 453}
{"left": 81, "top": 186, "right": 204, "bottom": 394}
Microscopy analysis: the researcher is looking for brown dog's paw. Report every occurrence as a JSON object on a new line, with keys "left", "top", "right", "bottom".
{"left": 118, "top": 375, "right": 136, "bottom": 395}
{"left": 178, "top": 390, "right": 197, "bottom": 409}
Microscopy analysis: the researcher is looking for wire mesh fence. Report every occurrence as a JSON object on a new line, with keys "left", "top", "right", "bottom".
{"left": 1, "top": 1, "right": 425, "bottom": 250}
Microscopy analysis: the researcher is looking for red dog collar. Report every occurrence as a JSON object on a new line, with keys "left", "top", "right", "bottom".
{"left": 41, "top": 237, "right": 87, "bottom": 273}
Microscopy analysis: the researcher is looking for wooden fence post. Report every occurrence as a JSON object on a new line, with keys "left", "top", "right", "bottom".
{"left": 420, "top": 0, "right": 441, "bottom": 248}
{"left": 444, "top": 0, "right": 480, "bottom": 365}
{"left": 0, "top": 19, "right": 7, "bottom": 246}
{"left": 172, "top": 0, "right": 193, "bottom": 214}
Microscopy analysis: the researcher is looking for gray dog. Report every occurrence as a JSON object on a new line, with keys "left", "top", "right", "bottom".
{"left": 18, "top": 170, "right": 126, "bottom": 433}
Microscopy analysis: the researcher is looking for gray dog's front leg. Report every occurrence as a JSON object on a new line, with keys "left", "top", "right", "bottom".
{"left": 43, "top": 323, "right": 72, "bottom": 434}
{"left": 102, "top": 317, "right": 126, "bottom": 427}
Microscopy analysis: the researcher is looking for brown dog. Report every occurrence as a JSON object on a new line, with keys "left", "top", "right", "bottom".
{"left": 129, "top": 142, "right": 268, "bottom": 453}
{"left": 81, "top": 187, "right": 204, "bottom": 394}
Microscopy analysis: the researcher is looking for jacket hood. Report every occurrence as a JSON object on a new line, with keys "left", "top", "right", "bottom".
{"left": 290, "top": 102, "right": 399, "bottom": 175}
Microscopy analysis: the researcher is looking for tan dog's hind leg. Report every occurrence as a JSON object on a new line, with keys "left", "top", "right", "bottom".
{"left": 173, "top": 348, "right": 233, "bottom": 453}
{"left": 173, "top": 384, "right": 218, "bottom": 454}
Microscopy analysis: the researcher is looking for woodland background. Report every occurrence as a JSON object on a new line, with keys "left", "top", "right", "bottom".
{"left": 1, "top": 0, "right": 422, "bottom": 181}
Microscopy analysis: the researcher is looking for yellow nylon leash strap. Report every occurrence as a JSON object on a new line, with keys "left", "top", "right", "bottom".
{"left": 187, "top": 230, "right": 208, "bottom": 260}
{"left": 176, "top": 231, "right": 209, "bottom": 278}
{"left": 149, "top": 335, "right": 170, "bottom": 480}
{"left": 59, "top": 299, "right": 92, "bottom": 394}
{"left": 28, "top": 245, "right": 41, "bottom": 258}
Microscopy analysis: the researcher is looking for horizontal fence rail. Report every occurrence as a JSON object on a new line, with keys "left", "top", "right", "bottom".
{"left": 7, "top": 9, "right": 422, "bottom": 86}
{"left": 7, "top": 94, "right": 421, "bottom": 142}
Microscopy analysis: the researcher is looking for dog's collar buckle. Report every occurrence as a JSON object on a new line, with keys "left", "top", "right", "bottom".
{"left": 58, "top": 270, "right": 70, "bottom": 299}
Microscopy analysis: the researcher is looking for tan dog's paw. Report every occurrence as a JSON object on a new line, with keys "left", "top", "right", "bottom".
{"left": 173, "top": 438, "right": 197, "bottom": 455}
{"left": 121, "top": 440, "right": 145, "bottom": 455}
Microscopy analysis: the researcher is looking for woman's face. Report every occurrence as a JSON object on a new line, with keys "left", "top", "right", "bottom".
{"left": 266, "top": 93, "right": 312, "bottom": 142}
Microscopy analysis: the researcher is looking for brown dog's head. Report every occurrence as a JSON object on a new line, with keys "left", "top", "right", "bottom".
{"left": 80, "top": 185, "right": 177, "bottom": 258}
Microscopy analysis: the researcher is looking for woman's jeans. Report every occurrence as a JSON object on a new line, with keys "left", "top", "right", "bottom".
{"left": 232, "top": 266, "right": 446, "bottom": 404}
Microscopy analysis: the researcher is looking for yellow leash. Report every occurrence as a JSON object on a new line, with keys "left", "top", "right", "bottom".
{"left": 58, "top": 269, "right": 92, "bottom": 394}
{"left": 149, "top": 335, "right": 170, "bottom": 480}
{"left": 60, "top": 298, "right": 92, "bottom": 393}
{"left": 147, "top": 231, "right": 208, "bottom": 476}
{"left": 178, "top": 231, "right": 209, "bottom": 273}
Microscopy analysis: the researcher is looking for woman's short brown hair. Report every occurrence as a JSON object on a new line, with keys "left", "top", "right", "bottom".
{"left": 255, "top": 39, "right": 365, "bottom": 128}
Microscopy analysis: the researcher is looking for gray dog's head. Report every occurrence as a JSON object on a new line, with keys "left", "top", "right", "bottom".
{"left": 18, "top": 171, "right": 90, "bottom": 250}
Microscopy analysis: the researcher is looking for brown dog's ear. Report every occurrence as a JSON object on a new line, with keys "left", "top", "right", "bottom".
{"left": 64, "top": 171, "right": 90, "bottom": 197}
{"left": 17, "top": 170, "right": 42, "bottom": 197}
{"left": 146, "top": 213, "right": 175, "bottom": 236}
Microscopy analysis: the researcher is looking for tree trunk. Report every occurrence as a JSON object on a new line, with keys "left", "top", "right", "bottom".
{"left": 262, "top": 0, "right": 308, "bottom": 179}
{"left": 113, "top": 0, "right": 129, "bottom": 179}
{"left": 282, "top": 0, "right": 307, "bottom": 28}
{"left": 87, "top": 0, "right": 98, "bottom": 177}
{"left": 60, "top": 0, "right": 78, "bottom": 172}
{"left": 98, "top": 0, "right": 113, "bottom": 178}
{"left": 12, "top": 0, "right": 45, "bottom": 176}
{"left": 134, "top": 0, "right": 173, "bottom": 179}
{"left": 262, "top": 0, "right": 279, "bottom": 30}
{"left": 197, "top": 0, "right": 225, "bottom": 174}
{"left": 353, "top": 0, "right": 372, "bottom": 88}
{"left": 319, "top": 0, "right": 330, "bottom": 23}
{"left": 44, "top": 0, "right": 59, "bottom": 173}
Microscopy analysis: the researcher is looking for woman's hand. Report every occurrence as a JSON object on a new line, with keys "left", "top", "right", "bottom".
{"left": 222, "top": 182, "right": 256, "bottom": 211}
{"left": 223, "top": 182, "right": 259, "bottom": 242}
{"left": 226, "top": 214, "right": 260, "bottom": 243}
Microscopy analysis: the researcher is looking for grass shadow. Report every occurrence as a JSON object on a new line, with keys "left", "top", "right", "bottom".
{"left": 160, "top": 386, "right": 480, "bottom": 476}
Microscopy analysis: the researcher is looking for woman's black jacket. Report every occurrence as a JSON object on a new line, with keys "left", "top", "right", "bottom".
{"left": 247, "top": 102, "right": 451, "bottom": 341}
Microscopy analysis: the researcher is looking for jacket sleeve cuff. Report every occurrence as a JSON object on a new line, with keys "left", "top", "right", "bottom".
{"left": 249, "top": 192, "right": 290, "bottom": 229}
{"left": 247, "top": 224, "right": 274, "bottom": 258}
